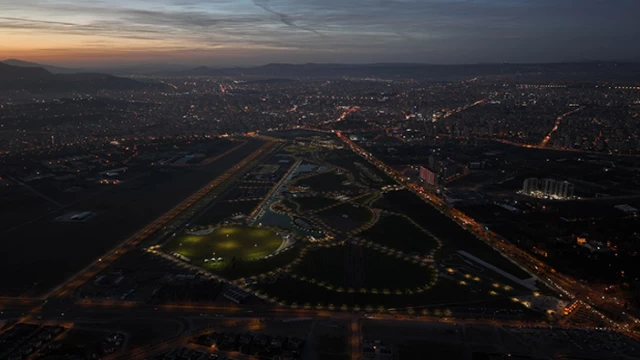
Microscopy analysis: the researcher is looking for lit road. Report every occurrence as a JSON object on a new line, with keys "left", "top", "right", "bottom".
{"left": 350, "top": 317, "right": 361, "bottom": 360}
{"left": 539, "top": 107, "right": 583, "bottom": 147}
{"left": 442, "top": 98, "right": 489, "bottom": 119}
{"left": 1, "top": 298, "right": 582, "bottom": 359}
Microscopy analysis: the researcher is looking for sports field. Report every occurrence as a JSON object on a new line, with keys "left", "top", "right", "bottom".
{"left": 163, "top": 226, "right": 283, "bottom": 266}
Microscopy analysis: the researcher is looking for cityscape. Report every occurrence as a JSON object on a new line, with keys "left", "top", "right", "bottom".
{"left": 2, "top": 1, "right": 640, "bottom": 360}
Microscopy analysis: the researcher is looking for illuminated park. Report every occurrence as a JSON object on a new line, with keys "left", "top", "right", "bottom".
{"left": 163, "top": 226, "right": 284, "bottom": 270}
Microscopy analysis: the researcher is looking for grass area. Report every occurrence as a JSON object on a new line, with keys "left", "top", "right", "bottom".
{"left": 251, "top": 275, "right": 527, "bottom": 310}
{"left": 351, "top": 192, "right": 379, "bottom": 206}
{"left": 316, "top": 203, "right": 374, "bottom": 232}
{"left": 322, "top": 149, "right": 394, "bottom": 186}
{"left": 279, "top": 198, "right": 299, "bottom": 211}
{"left": 291, "top": 196, "right": 341, "bottom": 212}
{"left": 374, "top": 190, "right": 532, "bottom": 279}
{"left": 292, "top": 244, "right": 435, "bottom": 291}
{"left": 194, "top": 200, "right": 261, "bottom": 226}
{"left": 359, "top": 214, "right": 439, "bottom": 256}
{"left": 213, "top": 243, "right": 303, "bottom": 279}
{"left": 294, "top": 170, "right": 355, "bottom": 192}
{"left": 163, "top": 226, "right": 283, "bottom": 266}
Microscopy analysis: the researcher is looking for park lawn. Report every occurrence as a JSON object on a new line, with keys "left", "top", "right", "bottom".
{"left": 292, "top": 196, "right": 341, "bottom": 212}
{"left": 279, "top": 198, "right": 300, "bottom": 211}
{"left": 291, "top": 244, "right": 435, "bottom": 291}
{"left": 351, "top": 192, "right": 380, "bottom": 206}
{"left": 207, "top": 243, "right": 303, "bottom": 279}
{"left": 295, "top": 170, "right": 354, "bottom": 192}
{"left": 322, "top": 150, "right": 394, "bottom": 186}
{"left": 250, "top": 276, "right": 526, "bottom": 311}
{"left": 359, "top": 214, "right": 439, "bottom": 256}
{"left": 316, "top": 202, "right": 374, "bottom": 232}
{"left": 375, "top": 190, "right": 532, "bottom": 279}
{"left": 163, "top": 226, "right": 283, "bottom": 265}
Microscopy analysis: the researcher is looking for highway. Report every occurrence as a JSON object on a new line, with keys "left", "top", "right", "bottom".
{"left": 0, "top": 296, "right": 591, "bottom": 360}
{"left": 539, "top": 107, "right": 583, "bottom": 147}
{"left": 491, "top": 136, "right": 640, "bottom": 158}
{"left": 442, "top": 98, "right": 488, "bottom": 119}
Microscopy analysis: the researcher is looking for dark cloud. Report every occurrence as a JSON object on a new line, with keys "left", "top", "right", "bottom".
{"left": 2, "top": 0, "right": 640, "bottom": 64}
{"left": 251, "top": 0, "right": 324, "bottom": 36}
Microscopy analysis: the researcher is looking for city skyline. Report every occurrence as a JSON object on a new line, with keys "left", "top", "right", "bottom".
{"left": 1, "top": 0, "right": 640, "bottom": 67}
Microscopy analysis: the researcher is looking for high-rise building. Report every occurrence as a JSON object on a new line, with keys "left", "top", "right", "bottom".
{"left": 556, "top": 181, "right": 575, "bottom": 199}
{"left": 428, "top": 154, "right": 440, "bottom": 172}
{"left": 442, "top": 159, "right": 457, "bottom": 180}
{"left": 522, "top": 178, "right": 539, "bottom": 194}
{"left": 541, "top": 178, "right": 556, "bottom": 196}
{"left": 522, "top": 178, "right": 574, "bottom": 199}
{"left": 419, "top": 166, "right": 438, "bottom": 187}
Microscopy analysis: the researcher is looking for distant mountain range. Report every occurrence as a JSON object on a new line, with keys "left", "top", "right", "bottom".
{"left": 4, "top": 59, "right": 640, "bottom": 83}
{"left": 2, "top": 59, "right": 82, "bottom": 74}
{"left": 0, "top": 62, "right": 156, "bottom": 92}
{"left": 165, "top": 62, "right": 640, "bottom": 81}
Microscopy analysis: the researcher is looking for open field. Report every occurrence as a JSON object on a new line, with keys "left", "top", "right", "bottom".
{"left": 374, "top": 190, "right": 531, "bottom": 279}
{"left": 211, "top": 243, "right": 303, "bottom": 279}
{"left": 321, "top": 149, "right": 394, "bottom": 186}
{"left": 291, "top": 196, "right": 340, "bottom": 212}
{"left": 358, "top": 214, "right": 439, "bottom": 256}
{"left": 163, "top": 226, "right": 283, "bottom": 266}
{"left": 0, "top": 138, "right": 265, "bottom": 296}
{"left": 292, "top": 244, "right": 435, "bottom": 291}
{"left": 294, "top": 170, "right": 355, "bottom": 192}
{"left": 316, "top": 203, "right": 374, "bottom": 232}
{"left": 251, "top": 275, "right": 530, "bottom": 311}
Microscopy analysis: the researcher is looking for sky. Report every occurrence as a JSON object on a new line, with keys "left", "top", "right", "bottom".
{"left": 0, "top": 0, "right": 639, "bottom": 67}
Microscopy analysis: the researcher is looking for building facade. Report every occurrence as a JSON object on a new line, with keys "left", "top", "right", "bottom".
{"left": 521, "top": 178, "right": 575, "bottom": 199}
{"left": 419, "top": 166, "right": 438, "bottom": 187}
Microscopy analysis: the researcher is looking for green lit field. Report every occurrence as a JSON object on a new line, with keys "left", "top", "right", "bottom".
{"left": 163, "top": 226, "right": 284, "bottom": 269}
